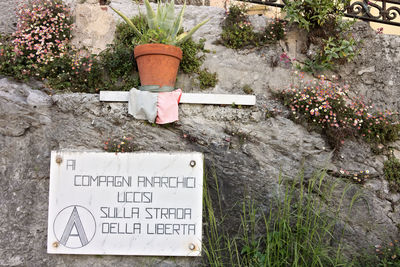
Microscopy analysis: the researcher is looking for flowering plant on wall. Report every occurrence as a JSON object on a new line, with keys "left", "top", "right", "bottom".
{"left": 9, "top": 0, "right": 72, "bottom": 78}
{"left": 0, "top": 0, "right": 105, "bottom": 92}
{"left": 278, "top": 75, "right": 399, "bottom": 149}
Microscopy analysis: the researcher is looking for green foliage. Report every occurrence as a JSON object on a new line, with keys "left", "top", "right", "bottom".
{"left": 298, "top": 58, "right": 331, "bottom": 74}
{"left": 103, "top": 136, "right": 136, "bottom": 153}
{"left": 46, "top": 15, "right": 142, "bottom": 92}
{"left": 99, "top": 45, "right": 135, "bottom": 79}
{"left": 221, "top": 23, "right": 258, "bottom": 49}
{"left": 180, "top": 38, "right": 207, "bottom": 74}
{"left": 1, "top": 1, "right": 211, "bottom": 91}
{"left": 384, "top": 157, "right": 400, "bottom": 193}
{"left": 224, "top": 4, "right": 249, "bottom": 26}
{"left": 221, "top": 5, "right": 257, "bottom": 49}
{"left": 276, "top": 76, "right": 400, "bottom": 149}
{"left": 97, "top": 44, "right": 140, "bottom": 91}
{"left": 111, "top": 0, "right": 209, "bottom": 46}
{"left": 361, "top": 114, "right": 400, "bottom": 146}
{"left": 284, "top": 0, "right": 357, "bottom": 74}
{"left": 203, "top": 169, "right": 352, "bottom": 266}
{"left": 238, "top": 173, "right": 348, "bottom": 266}
{"left": 283, "top": 0, "right": 349, "bottom": 32}
{"left": 283, "top": 0, "right": 358, "bottom": 74}
{"left": 198, "top": 68, "right": 218, "bottom": 89}
{"left": 242, "top": 84, "right": 253, "bottom": 94}
{"left": 323, "top": 37, "right": 357, "bottom": 63}
{"left": 42, "top": 40, "right": 140, "bottom": 92}
{"left": 261, "top": 18, "right": 287, "bottom": 43}
{"left": 375, "top": 241, "right": 400, "bottom": 266}
{"left": 0, "top": 35, "right": 31, "bottom": 80}
{"left": 300, "top": 36, "right": 358, "bottom": 74}
{"left": 0, "top": 0, "right": 108, "bottom": 92}
{"left": 115, "top": 15, "right": 148, "bottom": 47}
{"left": 356, "top": 240, "right": 400, "bottom": 266}
{"left": 221, "top": 5, "right": 286, "bottom": 49}
{"left": 43, "top": 52, "right": 102, "bottom": 92}
{"left": 1, "top": 5, "right": 213, "bottom": 92}
{"left": 0, "top": 0, "right": 72, "bottom": 80}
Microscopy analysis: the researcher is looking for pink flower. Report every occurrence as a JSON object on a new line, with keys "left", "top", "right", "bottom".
{"left": 376, "top": 27, "right": 384, "bottom": 34}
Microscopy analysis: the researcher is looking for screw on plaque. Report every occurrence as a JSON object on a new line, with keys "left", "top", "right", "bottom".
{"left": 56, "top": 156, "right": 62, "bottom": 164}
{"left": 52, "top": 241, "right": 59, "bottom": 248}
{"left": 190, "top": 160, "right": 196, "bottom": 167}
{"left": 189, "top": 243, "right": 196, "bottom": 250}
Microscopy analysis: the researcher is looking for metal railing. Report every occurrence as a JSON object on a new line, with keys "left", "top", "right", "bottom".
{"left": 241, "top": 0, "right": 400, "bottom": 27}
{"left": 346, "top": 0, "right": 400, "bottom": 26}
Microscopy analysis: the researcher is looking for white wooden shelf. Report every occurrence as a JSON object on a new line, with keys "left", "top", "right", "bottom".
{"left": 100, "top": 91, "right": 256, "bottom": 106}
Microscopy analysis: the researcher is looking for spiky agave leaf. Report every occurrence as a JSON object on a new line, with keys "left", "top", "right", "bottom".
{"left": 110, "top": 6, "right": 143, "bottom": 37}
{"left": 155, "top": 1, "right": 161, "bottom": 29}
{"left": 144, "top": 0, "right": 157, "bottom": 29}
{"left": 171, "top": 1, "right": 185, "bottom": 39}
{"left": 174, "top": 18, "right": 209, "bottom": 45}
{"left": 160, "top": 0, "right": 175, "bottom": 34}
{"left": 156, "top": 1, "right": 167, "bottom": 30}
{"left": 112, "top": 0, "right": 209, "bottom": 46}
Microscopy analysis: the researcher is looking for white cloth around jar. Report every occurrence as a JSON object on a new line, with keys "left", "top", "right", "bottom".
{"left": 127, "top": 88, "right": 158, "bottom": 123}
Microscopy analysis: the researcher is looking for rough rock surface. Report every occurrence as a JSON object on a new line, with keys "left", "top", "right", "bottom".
{"left": 338, "top": 22, "right": 400, "bottom": 112}
{"left": 0, "top": 75, "right": 398, "bottom": 265}
{"left": 1, "top": 3, "right": 400, "bottom": 267}
{"left": 71, "top": 3, "right": 117, "bottom": 54}
{"left": 0, "top": 0, "right": 20, "bottom": 34}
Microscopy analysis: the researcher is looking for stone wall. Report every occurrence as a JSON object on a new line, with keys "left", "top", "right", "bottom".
{"left": 338, "top": 22, "right": 400, "bottom": 112}
{"left": 0, "top": 0, "right": 210, "bottom": 35}
{"left": 0, "top": 1, "right": 20, "bottom": 34}
{"left": 1, "top": 2, "right": 400, "bottom": 266}
{"left": 71, "top": 2, "right": 116, "bottom": 54}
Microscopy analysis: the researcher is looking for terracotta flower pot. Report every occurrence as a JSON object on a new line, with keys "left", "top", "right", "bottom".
{"left": 134, "top": 43, "right": 183, "bottom": 89}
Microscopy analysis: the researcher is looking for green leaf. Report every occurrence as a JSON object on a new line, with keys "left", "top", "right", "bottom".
{"left": 156, "top": 1, "right": 161, "bottom": 27}
{"left": 175, "top": 18, "right": 209, "bottom": 45}
{"left": 160, "top": 0, "right": 175, "bottom": 33}
{"left": 113, "top": 0, "right": 208, "bottom": 46}
{"left": 110, "top": 7, "right": 143, "bottom": 38}
{"left": 144, "top": 0, "right": 157, "bottom": 29}
{"left": 171, "top": 1, "right": 185, "bottom": 39}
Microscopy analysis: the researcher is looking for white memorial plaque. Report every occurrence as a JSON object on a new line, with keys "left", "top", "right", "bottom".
{"left": 47, "top": 151, "right": 203, "bottom": 256}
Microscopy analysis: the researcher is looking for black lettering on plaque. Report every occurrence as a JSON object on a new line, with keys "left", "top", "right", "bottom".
{"left": 66, "top": 159, "right": 76, "bottom": 171}
{"left": 59, "top": 207, "right": 88, "bottom": 247}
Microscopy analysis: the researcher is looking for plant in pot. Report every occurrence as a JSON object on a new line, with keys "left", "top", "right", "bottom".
{"left": 111, "top": 0, "right": 209, "bottom": 92}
